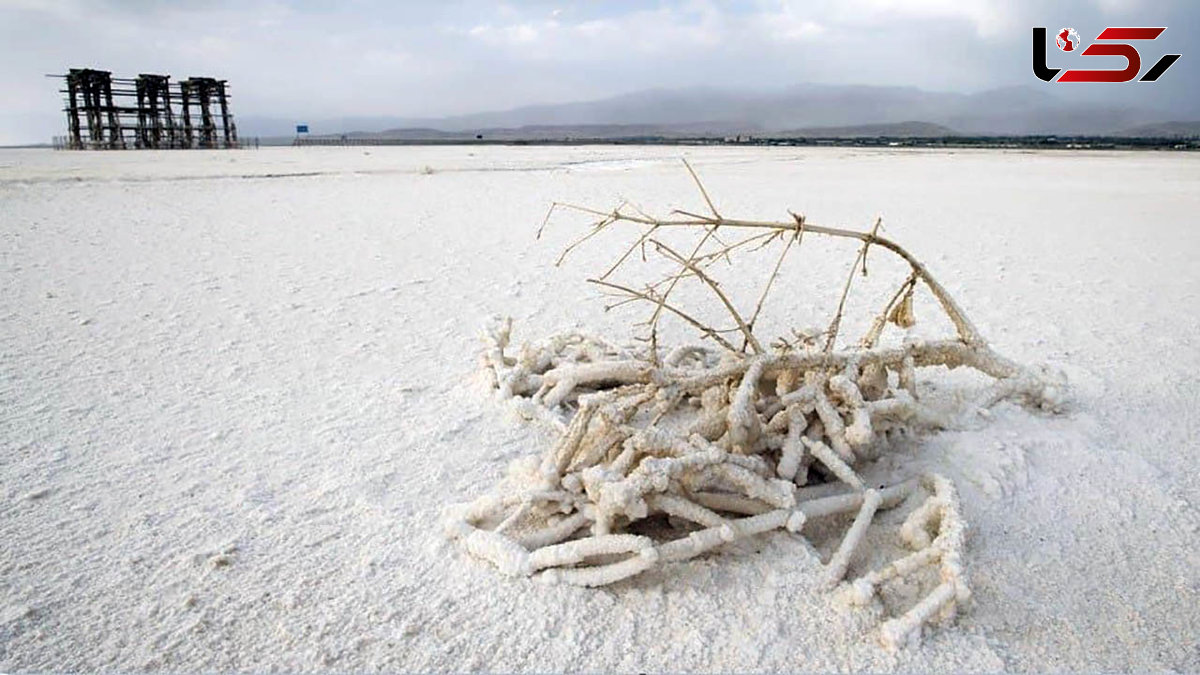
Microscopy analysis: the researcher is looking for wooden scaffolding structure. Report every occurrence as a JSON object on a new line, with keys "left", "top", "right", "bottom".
{"left": 55, "top": 68, "right": 238, "bottom": 150}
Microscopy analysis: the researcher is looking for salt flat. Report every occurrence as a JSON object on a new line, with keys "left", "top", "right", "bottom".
{"left": 1, "top": 145, "right": 1197, "bottom": 672}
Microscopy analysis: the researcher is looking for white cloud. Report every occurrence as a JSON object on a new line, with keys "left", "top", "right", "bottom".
{"left": 468, "top": 21, "right": 543, "bottom": 46}
{"left": 821, "top": 0, "right": 1010, "bottom": 39}
{"left": 749, "top": 3, "right": 827, "bottom": 43}
{"left": 0, "top": 0, "right": 1193, "bottom": 143}
{"left": 1093, "top": 0, "right": 1146, "bottom": 13}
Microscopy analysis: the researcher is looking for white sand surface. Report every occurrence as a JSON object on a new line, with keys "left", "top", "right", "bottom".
{"left": 1, "top": 145, "right": 1197, "bottom": 672}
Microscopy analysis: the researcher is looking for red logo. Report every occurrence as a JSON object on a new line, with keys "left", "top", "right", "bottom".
{"left": 1033, "top": 26, "right": 1181, "bottom": 83}
{"left": 1057, "top": 27, "right": 1080, "bottom": 52}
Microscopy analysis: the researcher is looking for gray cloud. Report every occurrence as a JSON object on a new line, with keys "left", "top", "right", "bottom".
{"left": 1, "top": 0, "right": 1196, "bottom": 144}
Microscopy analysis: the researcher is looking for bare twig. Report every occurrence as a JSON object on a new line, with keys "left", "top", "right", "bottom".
{"left": 860, "top": 271, "right": 919, "bottom": 348}
{"left": 555, "top": 214, "right": 615, "bottom": 266}
{"left": 693, "top": 230, "right": 779, "bottom": 265}
{"left": 651, "top": 239, "right": 763, "bottom": 354}
{"left": 746, "top": 212, "right": 806, "bottom": 344}
{"left": 681, "top": 158, "right": 720, "bottom": 219}
{"left": 645, "top": 225, "right": 721, "bottom": 363}
{"left": 824, "top": 217, "right": 882, "bottom": 353}
{"left": 549, "top": 173, "right": 987, "bottom": 351}
{"left": 596, "top": 215, "right": 976, "bottom": 344}
{"left": 536, "top": 202, "right": 559, "bottom": 239}
{"left": 861, "top": 214, "right": 881, "bottom": 276}
{"left": 588, "top": 278, "right": 738, "bottom": 352}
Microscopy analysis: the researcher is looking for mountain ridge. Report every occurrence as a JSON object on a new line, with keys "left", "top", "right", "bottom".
{"left": 239, "top": 83, "right": 1192, "bottom": 138}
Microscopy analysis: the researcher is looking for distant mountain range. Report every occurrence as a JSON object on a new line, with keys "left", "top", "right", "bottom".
{"left": 1113, "top": 121, "right": 1200, "bottom": 137}
{"left": 780, "top": 121, "right": 960, "bottom": 138}
{"left": 238, "top": 83, "right": 1199, "bottom": 140}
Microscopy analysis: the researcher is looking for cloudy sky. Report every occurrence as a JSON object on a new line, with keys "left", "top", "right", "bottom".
{"left": 0, "top": 0, "right": 1196, "bottom": 144}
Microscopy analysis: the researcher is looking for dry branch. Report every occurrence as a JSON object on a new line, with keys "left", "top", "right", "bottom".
{"left": 448, "top": 162, "right": 1065, "bottom": 651}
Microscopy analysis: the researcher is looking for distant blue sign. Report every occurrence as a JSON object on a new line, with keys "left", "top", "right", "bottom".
{"left": 296, "top": 125, "right": 309, "bottom": 134}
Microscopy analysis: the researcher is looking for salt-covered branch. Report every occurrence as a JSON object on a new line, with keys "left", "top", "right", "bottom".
{"left": 454, "top": 169, "right": 1062, "bottom": 650}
